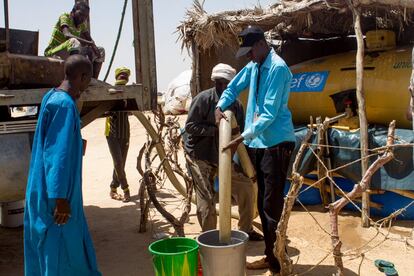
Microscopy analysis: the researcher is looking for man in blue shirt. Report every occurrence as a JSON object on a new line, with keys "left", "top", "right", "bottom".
{"left": 24, "top": 55, "right": 101, "bottom": 276}
{"left": 215, "top": 26, "right": 296, "bottom": 275}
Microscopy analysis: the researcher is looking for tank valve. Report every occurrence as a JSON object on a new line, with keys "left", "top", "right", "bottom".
{"left": 344, "top": 99, "right": 353, "bottom": 118}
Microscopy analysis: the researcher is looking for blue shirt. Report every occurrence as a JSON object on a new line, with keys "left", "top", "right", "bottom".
{"left": 24, "top": 89, "right": 101, "bottom": 276}
{"left": 217, "top": 49, "right": 296, "bottom": 148}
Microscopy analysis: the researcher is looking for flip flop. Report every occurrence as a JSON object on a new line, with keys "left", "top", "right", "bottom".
{"left": 374, "top": 259, "right": 398, "bottom": 276}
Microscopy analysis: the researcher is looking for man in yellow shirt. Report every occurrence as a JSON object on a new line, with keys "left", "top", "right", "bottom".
{"left": 105, "top": 67, "right": 131, "bottom": 202}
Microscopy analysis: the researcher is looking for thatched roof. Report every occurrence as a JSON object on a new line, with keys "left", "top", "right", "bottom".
{"left": 178, "top": 0, "right": 414, "bottom": 51}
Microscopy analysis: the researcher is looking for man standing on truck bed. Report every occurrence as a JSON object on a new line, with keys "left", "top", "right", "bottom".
{"left": 44, "top": 1, "right": 105, "bottom": 79}
{"left": 24, "top": 55, "right": 101, "bottom": 276}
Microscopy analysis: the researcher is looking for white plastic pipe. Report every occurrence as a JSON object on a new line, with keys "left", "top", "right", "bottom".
{"left": 219, "top": 110, "right": 233, "bottom": 244}
{"left": 231, "top": 115, "right": 258, "bottom": 219}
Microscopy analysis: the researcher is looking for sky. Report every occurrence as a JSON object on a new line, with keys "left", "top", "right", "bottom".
{"left": 1, "top": 0, "right": 275, "bottom": 90}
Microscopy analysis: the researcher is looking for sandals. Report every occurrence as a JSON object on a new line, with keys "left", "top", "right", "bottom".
{"left": 374, "top": 259, "right": 398, "bottom": 276}
{"left": 110, "top": 188, "right": 123, "bottom": 200}
{"left": 122, "top": 188, "right": 131, "bottom": 202}
{"left": 110, "top": 187, "right": 131, "bottom": 202}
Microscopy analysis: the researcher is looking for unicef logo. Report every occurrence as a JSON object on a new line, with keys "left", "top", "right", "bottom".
{"left": 290, "top": 71, "right": 329, "bottom": 92}
{"left": 305, "top": 73, "right": 324, "bottom": 89}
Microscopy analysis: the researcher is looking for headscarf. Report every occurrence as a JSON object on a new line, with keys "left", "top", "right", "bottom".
{"left": 115, "top": 67, "right": 131, "bottom": 85}
{"left": 211, "top": 63, "right": 236, "bottom": 82}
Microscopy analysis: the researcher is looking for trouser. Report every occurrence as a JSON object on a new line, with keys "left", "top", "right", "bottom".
{"left": 45, "top": 38, "right": 105, "bottom": 63}
{"left": 188, "top": 159, "right": 255, "bottom": 233}
{"left": 247, "top": 142, "right": 295, "bottom": 273}
{"left": 106, "top": 135, "right": 129, "bottom": 190}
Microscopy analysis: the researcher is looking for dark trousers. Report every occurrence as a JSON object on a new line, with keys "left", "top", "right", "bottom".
{"left": 247, "top": 142, "right": 295, "bottom": 272}
{"left": 106, "top": 135, "right": 130, "bottom": 190}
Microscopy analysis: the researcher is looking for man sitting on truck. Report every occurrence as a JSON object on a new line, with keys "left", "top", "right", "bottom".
{"left": 44, "top": 1, "right": 105, "bottom": 79}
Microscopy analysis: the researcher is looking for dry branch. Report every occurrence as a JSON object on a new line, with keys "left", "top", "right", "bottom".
{"left": 275, "top": 126, "right": 313, "bottom": 276}
{"left": 135, "top": 110, "right": 194, "bottom": 236}
{"left": 328, "top": 120, "right": 396, "bottom": 276}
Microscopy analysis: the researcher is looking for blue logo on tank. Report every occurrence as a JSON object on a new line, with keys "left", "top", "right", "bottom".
{"left": 290, "top": 71, "right": 330, "bottom": 92}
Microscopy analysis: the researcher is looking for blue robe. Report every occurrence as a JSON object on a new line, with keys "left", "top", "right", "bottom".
{"left": 24, "top": 89, "right": 101, "bottom": 276}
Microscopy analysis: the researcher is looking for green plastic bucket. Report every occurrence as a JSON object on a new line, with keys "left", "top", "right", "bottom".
{"left": 149, "top": 237, "right": 199, "bottom": 276}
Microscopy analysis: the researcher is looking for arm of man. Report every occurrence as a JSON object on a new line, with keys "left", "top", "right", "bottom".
{"left": 241, "top": 66, "right": 288, "bottom": 141}
{"left": 185, "top": 94, "right": 217, "bottom": 136}
{"left": 215, "top": 64, "right": 252, "bottom": 124}
{"left": 43, "top": 104, "right": 77, "bottom": 224}
{"left": 81, "top": 31, "right": 101, "bottom": 57}
{"left": 61, "top": 26, "right": 93, "bottom": 46}
{"left": 58, "top": 14, "right": 93, "bottom": 46}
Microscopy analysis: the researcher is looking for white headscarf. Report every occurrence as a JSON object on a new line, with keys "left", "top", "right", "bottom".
{"left": 211, "top": 63, "right": 236, "bottom": 82}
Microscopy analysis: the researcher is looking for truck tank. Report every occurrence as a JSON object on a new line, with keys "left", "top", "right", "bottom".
{"left": 288, "top": 46, "right": 412, "bottom": 129}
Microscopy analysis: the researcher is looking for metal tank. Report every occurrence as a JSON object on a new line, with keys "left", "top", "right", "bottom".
{"left": 288, "top": 46, "right": 412, "bottom": 128}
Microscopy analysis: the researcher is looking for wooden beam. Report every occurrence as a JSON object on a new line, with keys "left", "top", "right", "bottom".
{"left": 132, "top": 0, "right": 157, "bottom": 110}
{"left": 0, "top": 84, "right": 144, "bottom": 107}
{"left": 4, "top": 0, "right": 10, "bottom": 52}
{"left": 349, "top": 1, "right": 371, "bottom": 228}
{"left": 80, "top": 101, "right": 114, "bottom": 128}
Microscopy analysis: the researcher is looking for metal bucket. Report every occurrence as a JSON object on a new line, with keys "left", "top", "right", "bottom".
{"left": 197, "top": 229, "right": 248, "bottom": 276}
{"left": 0, "top": 132, "right": 32, "bottom": 202}
{"left": 0, "top": 200, "right": 25, "bottom": 227}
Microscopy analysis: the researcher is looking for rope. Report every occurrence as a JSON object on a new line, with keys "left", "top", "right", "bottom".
{"left": 103, "top": 0, "right": 129, "bottom": 82}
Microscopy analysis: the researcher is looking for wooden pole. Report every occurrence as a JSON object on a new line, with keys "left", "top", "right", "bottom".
{"left": 132, "top": 0, "right": 157, "bottom": 109}
{"left": 349, "top": 1, "right": 370, "bottom": 227}
{"left": 316, "top": 117, "right": 331, "bottom": 206}
{"left": 190, "top": 42, "right": 200, "bottom": 98}
{"left": 219, "top": 110, "right": 233, "bottom": 244}
{"left": 409, "top": 64, "right": 414, "bottom": 130}
{"left": 4, "top": 0, "right": 10, "bottom": 52}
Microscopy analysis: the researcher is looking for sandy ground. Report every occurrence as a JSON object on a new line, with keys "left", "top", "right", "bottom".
{"left": 1, "top": 114, "right": 414, "bottom": 276}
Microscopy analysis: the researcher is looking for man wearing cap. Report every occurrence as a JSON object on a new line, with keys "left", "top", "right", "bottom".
{"left": 105, "top": 67, "right": 131, "bottom": 202}
{"left": 215, "top": 26, "right": 296, "bottom": 275}
{"left": 184, "top": 63, "right": 263, "bottom": 241}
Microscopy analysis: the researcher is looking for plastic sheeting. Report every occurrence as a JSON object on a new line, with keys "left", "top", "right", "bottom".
{"left": 291, "top": 125, "right": 414, "bottom": 191}
{"left": 163, "top": 70, "right": 192, "bottom": 115}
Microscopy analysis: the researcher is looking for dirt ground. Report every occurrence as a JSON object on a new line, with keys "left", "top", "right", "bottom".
{"left": 1, "top": 115, "right": 414, "bottom": 276}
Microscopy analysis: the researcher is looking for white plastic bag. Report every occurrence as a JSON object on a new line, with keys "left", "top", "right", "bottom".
{"left": 163, "top": 70, "right": 192, "bottom": 115}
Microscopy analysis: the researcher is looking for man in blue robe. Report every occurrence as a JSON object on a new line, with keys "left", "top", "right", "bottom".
{"left": 24, "top": 54, "right": 101, "bottom": 276}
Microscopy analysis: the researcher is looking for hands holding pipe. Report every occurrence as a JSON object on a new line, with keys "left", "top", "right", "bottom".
{"left": 222, "top": 135, "right": 244, "bottom": 156}
{"left": 215, "top": 107, "right": 245, "bottom": 155}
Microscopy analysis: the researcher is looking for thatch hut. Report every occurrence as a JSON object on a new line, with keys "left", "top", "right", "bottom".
{"left": 178, "top": 0, "right": 414, "bottom": 97}
{"left": 178, "top": 1, "right": 414, "bottom": 225}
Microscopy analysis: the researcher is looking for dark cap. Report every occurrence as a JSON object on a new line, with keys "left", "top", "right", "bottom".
{"left": 236, "top": 25, "right": 265, "bottom": 58}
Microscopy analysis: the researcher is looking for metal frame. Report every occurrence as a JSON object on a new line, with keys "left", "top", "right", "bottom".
{"left": 0, "top": 0, "right": 157, "bottom": 125}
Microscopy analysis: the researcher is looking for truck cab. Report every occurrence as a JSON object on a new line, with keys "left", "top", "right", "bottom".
{"left": 0, "top": 0, "right": 157, "bottom": 202}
